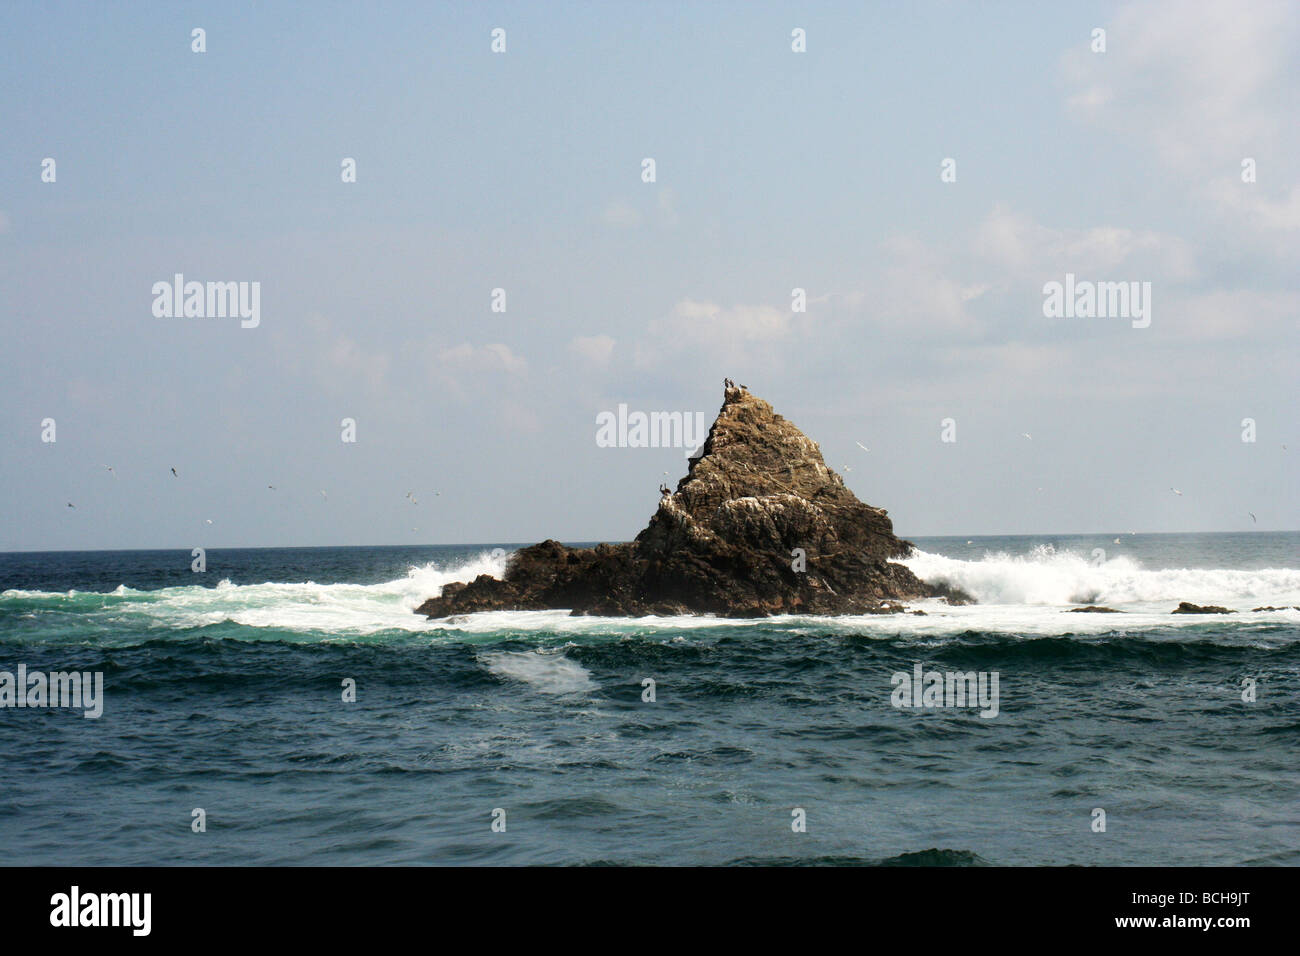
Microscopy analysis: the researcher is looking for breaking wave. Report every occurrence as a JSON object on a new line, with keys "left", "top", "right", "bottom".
{"left": 4, "top": 544, "right": 1299, "bottom": 647}
{"left": 902, "top": 544, "right": 1300, "bottom": 607}
{"left": 0, "top": 549, "right": 513, "bottom": 637}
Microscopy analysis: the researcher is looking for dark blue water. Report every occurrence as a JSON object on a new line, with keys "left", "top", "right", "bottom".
{"left": 1, "top": 534, "right": 1297, "bottom": 865}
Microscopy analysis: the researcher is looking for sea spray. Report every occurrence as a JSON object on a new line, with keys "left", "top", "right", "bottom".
{"left": 901, "top": 546, "right": 1300, "bottom": 606}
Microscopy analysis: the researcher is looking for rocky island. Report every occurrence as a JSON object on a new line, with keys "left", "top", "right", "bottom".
{"left": 416, "top": 385, "right": 969, "bottom": 618}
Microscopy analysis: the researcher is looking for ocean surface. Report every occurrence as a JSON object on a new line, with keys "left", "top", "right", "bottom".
{"left": 1, "top": 532, "right": 1297, "bottom": 866}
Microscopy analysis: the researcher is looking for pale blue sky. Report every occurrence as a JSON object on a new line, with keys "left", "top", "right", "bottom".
{"left": 1, "top": 0, "right": 1296, "bottom": 551}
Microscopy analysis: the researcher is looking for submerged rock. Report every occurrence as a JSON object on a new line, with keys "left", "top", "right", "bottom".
{"left": 1067, "top": 605, "right": 1122, "bottom": 613}
{"left": 1171, "top": 602, "right": 1235, "bottom": 614}
{"left": 416, "top": 385, "right": 969, "bottom": 618}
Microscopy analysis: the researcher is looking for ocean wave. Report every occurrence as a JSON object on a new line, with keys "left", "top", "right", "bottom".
{"left": 0, "top": 549, "right": 512, "bottom": 636}
{"left": 902, "top": 545, "right": 1300, "bottom": 606}
{"left": 3, "top": 545, "right": 1299, "bottom": 646}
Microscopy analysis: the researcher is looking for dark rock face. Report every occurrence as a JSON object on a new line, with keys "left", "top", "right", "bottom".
{"left": 1067, "top": 605, "right": 1122, "bottom": 613}
{"left": 1172, "top": 602, "right": 1235, "bottom": 614}
{"left": 416, "top": 385, "right": 965, "bottom": 618}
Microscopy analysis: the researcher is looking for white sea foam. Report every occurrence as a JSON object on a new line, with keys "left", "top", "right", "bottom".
{"left": 4, "top": 545, "right": 1298, "bottom": 643}
{"left": 478, "top": 649, "right": 596, "bottom": 694}
{"left": 1, "top": 549, "right": 514, "bottom": 636}
{"left": 901, "top": 545, "right": 1300, "bottom": 607}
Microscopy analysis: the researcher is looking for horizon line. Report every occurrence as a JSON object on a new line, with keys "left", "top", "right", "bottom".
{"left": 1, "top": 528, "right": 1296, "bottom": 556}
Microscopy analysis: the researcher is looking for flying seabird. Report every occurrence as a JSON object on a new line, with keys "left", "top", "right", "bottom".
{"left": 104, "top": 465, "right": 117, "bottom": 478}
{"left": 1020, "top": 433, "right": 1032, "bottom": 441}
{"left": 1170, "top": 487, "right": 1183, "bottom": 496}
{"left": 204, "top": 519, "right": 213, "bottom": 525}
{"left": 67, "top": 502, "right": 75, "bottom": 509}
{"left": 170, "top": 467, "right": 178, "bottom": 478}
{"left": 1249, "top": 512, "right": 1257, "bottom": 523}
{"left": 855, "top": 442, "right": 870, "bottom": 452}
{"left": 268, "top": 485, "right": 276, "bottom": 491}
{"left": 320, "top": 490, "right": 328, "bottom": 499}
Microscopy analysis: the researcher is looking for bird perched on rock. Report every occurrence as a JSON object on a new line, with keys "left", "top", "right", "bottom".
{"left": 659, "top": 483, "right": 671, "bottom": 496}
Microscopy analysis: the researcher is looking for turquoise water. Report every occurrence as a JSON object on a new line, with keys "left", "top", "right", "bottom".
{"left": 1, "top": 532, "right": 1297, "bottom": 865}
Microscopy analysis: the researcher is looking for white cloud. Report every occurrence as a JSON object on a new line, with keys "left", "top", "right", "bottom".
{"left": 652, "top": 298, "right": 792, "bottom": 344}
{"left": 285, "top": 312, "right": 392, "bottom": 392}
{"left": 1205, "top": 181, "right": 1300, "bottom": 232}
{"left": 569, "top": 334, "right": 615, "bottom": 365}
{"left": 600, "top": 189, "right": 679, "bottom": 229}
{"left": 802, "top": 207, "right": 1193, "bottom": 345}
{"left": 1061, "top": 0, "right": 1299, "bottom": 238}
{"left": 1063, "top": 0, "right": 1295, "bottom": 158}
{"left": 325, "top": 335, "right": 390, "bottom": 389}
{"left": 633, "top": 298, "right": 801, "bottom": 372}
{"left": 866, "top": 236, "right": 989, "bottom": 336}
{"left": 656, "top": 187, "right": 680, "bottom": 228}
{"left": 1163, "top": 288, "right": 1300, "bottom": 342}
{"left": 438, "top": 342, "right": 527, "bottom": 374}
{"left": 974, "top": 204, "right": 1196, "bottom": 279}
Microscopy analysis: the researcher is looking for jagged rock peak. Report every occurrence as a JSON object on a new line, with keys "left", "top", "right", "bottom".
{"left": 415, "top": 384, "right": 966, "bottom": 618}
{"left": 641, "top": 385, "right": 903, "bottom": 565}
